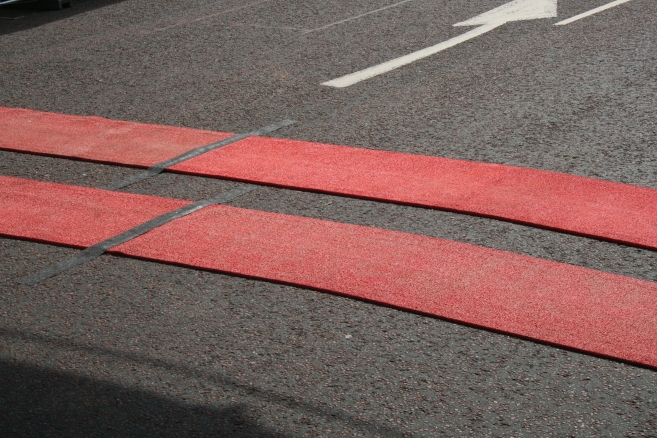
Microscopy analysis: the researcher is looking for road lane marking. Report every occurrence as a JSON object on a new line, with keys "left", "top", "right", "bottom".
{"left": 322, "top": 0, "right": 557, "bottom": 87}
{"left": 224, "top": 22, "right": 308, "bottom": 31}
{"left": 154, "top": 0, "right": 273, "bottom": 32}
{"left": 554, "top": 0, "right": 633, "bottom": 25}
{"left": 322, "top": 23, "right": 501, "bottom": 87}
{"left": 300, "top": 0, "right": 416, "bottom": 35}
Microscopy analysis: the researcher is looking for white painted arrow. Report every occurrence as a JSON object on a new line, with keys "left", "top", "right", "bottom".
{"left": 322, "top": 0, "right": 557, "bottom": 88}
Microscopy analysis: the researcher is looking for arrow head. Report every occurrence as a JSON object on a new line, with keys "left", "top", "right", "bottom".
{"left": 454, "top": 0, "right": 557, "bottom": 26}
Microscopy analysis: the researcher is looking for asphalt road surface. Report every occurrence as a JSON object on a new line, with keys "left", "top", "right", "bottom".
{"left": 1, "top": 0, "right": 656, "bottom": 436}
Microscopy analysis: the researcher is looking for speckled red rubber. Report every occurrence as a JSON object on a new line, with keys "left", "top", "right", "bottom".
{"left": 0, "top": 176, "right": 190, "bottom": 247}
{"left": 2, "top": 175, "right": 657, "bottom": 369}
{"left": 0, "top": 106, "right": 232, "bottom": 167}
{"left": 2, "top": 106, "right": 657, "bottom": 250}
{"left": 172, "top": 137, "right": 657, "bottom": 251}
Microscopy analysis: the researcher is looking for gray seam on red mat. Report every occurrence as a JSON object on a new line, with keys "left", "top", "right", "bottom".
{"left": 17, "top": 119, "right": 296, "bottom": 285}
{"left": 104, "top": 119, "right": 295, "bottom": 190}
{"left": 17, "top": 185, "right": 256, "bottom": 286}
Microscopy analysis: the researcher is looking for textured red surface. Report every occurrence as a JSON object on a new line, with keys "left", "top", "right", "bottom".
{"left": 0, "top": 107, "right": 232, "bottom": 167}
{"left": 3, "top": 107, "right": 657, "bottom": 250}
{"left": 0, "top": 176, "right": 190, "bottom": 247}
{"left": 2, "top": 176, "right": 657, "bottom": 368}
{"left": 174, "top": 137, "right": 657, "bottom": 250}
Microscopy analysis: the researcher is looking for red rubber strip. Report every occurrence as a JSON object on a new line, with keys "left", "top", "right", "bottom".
{"left": 0, "top": 106, "right": 232, "bottom": 167}
{"left": 3, "top": 107, "right": 657, "bottom": 250}
{"left": 172, "top": 138, "right": 657, "bottom": 250}
{"left": 2, "top": 175, "right": 657, "bottom": 369}
{"left": 0, "top": 176, "right": 190, "bottom": 247}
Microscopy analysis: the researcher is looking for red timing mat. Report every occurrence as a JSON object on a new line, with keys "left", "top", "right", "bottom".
{"left": 2, "top": 106, "right": 657, "bottom": 250}
{"left": 0, "top": 176, "right": 190, "bottom": 247}
{"left": 2, "top": 175, "right": 657, "bottom": 369}
{"left": 0, "top": 106, "right": 232, "bottom": 166}
{"left": 173, "top": 137, "right": 657, "bottom": 250}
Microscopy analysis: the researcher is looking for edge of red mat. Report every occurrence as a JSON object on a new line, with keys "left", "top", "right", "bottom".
{"left": 166, "top": 168, "right": 657, "bottom": 252}
{"left": 105, "top": 247, "right": 657, "bottom": 372}
{"left": 3, "top": 175, "right": 656, "bottom": 370}
{"left": 5, "top": 149, "right": 656, "bottom": 252}
{"left": 6, "top": 228, "right": 654, "bottom": 371}
{"left": 3, "top": 107, "right": 656, "bottom": 252}
{"left": 0, "top": 147, "right": 152, "bottom": 169}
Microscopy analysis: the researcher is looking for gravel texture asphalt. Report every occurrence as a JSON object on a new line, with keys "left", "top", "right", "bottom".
{"left": 1, "top": 0, "right": 656, "bottom": 436}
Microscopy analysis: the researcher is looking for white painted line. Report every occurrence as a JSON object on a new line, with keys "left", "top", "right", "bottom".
{"left": 454, "top": 0, "right": 557, "bottom": 26}
{"left": 226, "top": 22, "right": 308, "bottom": 31}
{"left": 323, "top": 0, "right": 558, "bottom": 88}
{"left": 554, "top": 0, "right": 633, "bottom": 25}
{"left": 155, "top": 0, "right": 272, "bottom": 32}
{"left": 322, "top": 23, "right": 500, "bottom": 88}
{"left": 300, "top": 0, "right": 415, "bottom": 35}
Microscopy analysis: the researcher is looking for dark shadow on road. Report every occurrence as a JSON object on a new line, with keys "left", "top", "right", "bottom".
{"left": 0, "top": 358, "right": 288, "bottom": 437}
{"left": 0, "top": 0, "right": 128, "bottom": 35}
{"left": 0, "top": 327, "right": 403, "bottom": 437}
